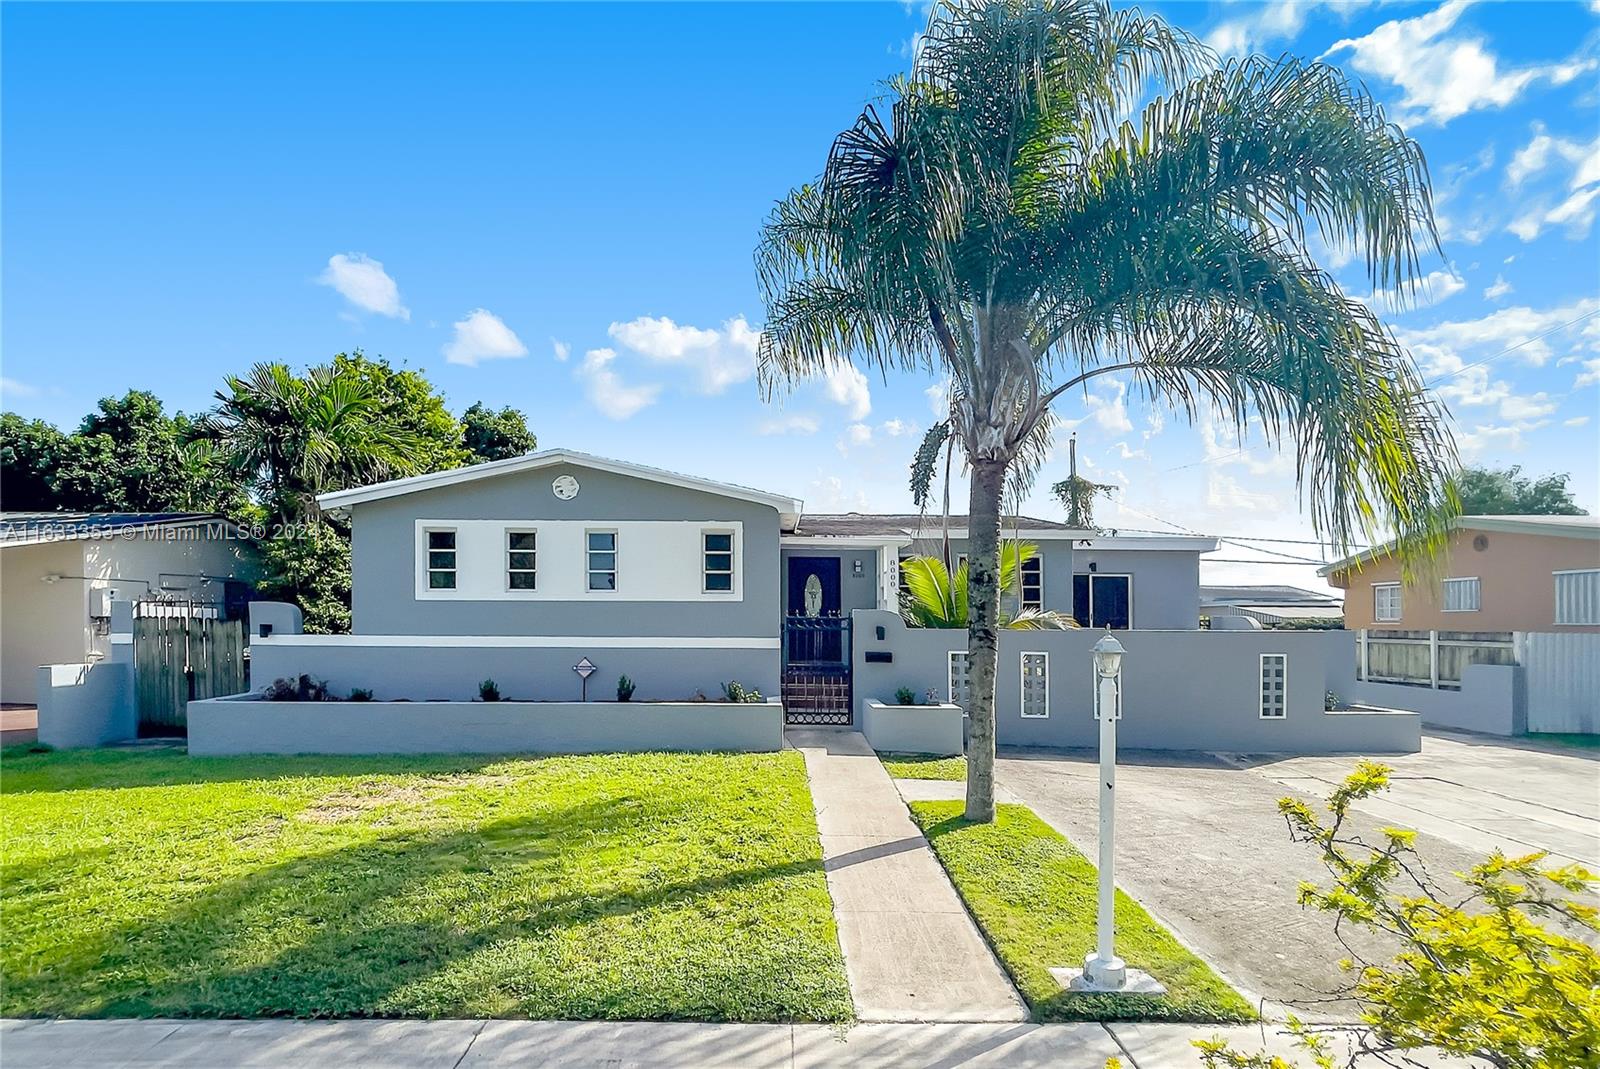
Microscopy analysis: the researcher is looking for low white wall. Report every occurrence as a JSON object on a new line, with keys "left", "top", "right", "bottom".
{"left": 35, "top": 661, "right": 136, "bottom": 749}
{"left": 861, "top": 700, "right": 965, "bottom": 756}
{"left": 187, "top": 694, "right": 785, "bottom": 756}
{"left": 1351, "top": 663, "right": 1523, "bottom": 736}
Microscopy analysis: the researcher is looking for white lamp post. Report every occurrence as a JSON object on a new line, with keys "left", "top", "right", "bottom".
{"left": 1055, "top": 634, "right": 1165, "bottom": 996}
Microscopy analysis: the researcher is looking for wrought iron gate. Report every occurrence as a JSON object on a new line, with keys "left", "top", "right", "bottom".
{"left": 133, "top": 600, "right": 246, "bottom": 735}
{"left": 782, "top": 615, "right": 852, "bottom": 725}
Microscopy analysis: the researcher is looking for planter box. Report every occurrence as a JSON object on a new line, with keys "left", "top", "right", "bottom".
{"left": 187, "top": 693, "right": 784, "bottom": 756}
{"left": 861, "top": 699, "right": 965, "bottom": 756}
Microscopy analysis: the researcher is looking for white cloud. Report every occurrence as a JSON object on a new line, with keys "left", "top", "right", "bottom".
{"left": 1456, "top": 419, "right": 1551, "bottom": 455}
{"left": 1574, "top": 357, "right": 1600, "bottom": 388}
{"left": 823, "top": 363, "right": 872, "bottom": 420}
{"left": 846, "top": 423, "right": 873, "bottom": 445}
{"left": 1113, "top": 440, "right": 1148, "bottom": 461}
{"left": 1397, "top": 296, "right": 1600, "bottom": 373}
{"left": 607, "top": 315, "right": 759, "bottom": 394}
{"left": 575, "top": 348, "right": 661, "bottom": 420}
{"left": 1363, "top": 269, "right": 1466, "bottom": 313}
{"left": 317, "top": 253, "right": 409, "bottom": 320}
{"left": 1062, "top": 379, "right": 1133, "bottom": 435}
{"left": 925, "top": 381, "right": 949, "bottom": 418}
{"left": 807, "top": 474, "right": 870, "bottom": 512}
{"left": 1483, "top": 275, "right": 1513, "bottom": 299}
{"left": 1206, "top": 471, "right": 1282, "bottom": 513}
{"left": 757, "top": 414, "right": 819, "bottom": 436}
{"left": 1206, "top": 0, "right": 1368, "bottom": 58}
{"left": 881, "top": 418, "right": 913, "bottom": 437}
{"left": 551, "top": 339, "right": 570, "bottom": 362}
{"left": 441, "top": 309, "right": 528, "bottom": 366}
{"left": 1, "top": 377, "right": 40, "bottom": 399}
{"left": 1505, "top": 124, "right": 1595, "bottom": 188}
{"left": 1564, "top": 415, "right": 1591, "bottom": 427}
{"left": 1323, "top": 1, "right": 1596, "bottom": 127}
{"left": 1498, "top": 392, "right": 1556, "bottom": 421}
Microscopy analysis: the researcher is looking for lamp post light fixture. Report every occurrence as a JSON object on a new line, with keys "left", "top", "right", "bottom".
{"left": 1053, "top": 633, "right": 1167, "bottom": 997}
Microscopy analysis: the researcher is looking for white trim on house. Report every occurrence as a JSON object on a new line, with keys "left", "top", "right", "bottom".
{"left": 1076, "top": 572, "right": 1135, "bottom": 629}
{"left": 1019, "top": 650, "right": 1049, "bottom": 718}
{"left": 318, "top": 448, "right": 803, "bottom": 521}
{"left": 947, "top": 649, "right": 971, "bottom": 707}
{"left": 1319, "top": 515, "right": 1600, "bottom": 576}
{"left": 1373, "top": 582, "right": 1402, "bottom": 622}
{"left": 257, "top": 634, "right": 782, "bottom": 649}
{"left": 413, "top": 519, "right": 744, "bottom": 602}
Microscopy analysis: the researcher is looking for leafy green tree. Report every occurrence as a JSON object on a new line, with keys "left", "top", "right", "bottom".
{"left": 199, "top": 361, "right": 427, "bottom": 526}
{"left": 0, "top": 413, "right": 66, "bottom": 511}
{"left": 331, "top": 352, "right": 467, "bottom": 474}
{"left": 1201, "top": 763, "right": 1598, "bottom": 1069}
{"left": 756, "top": 0, "right": 1457, "bottom": 820}
{"left": 50, "top": 391, "right": 199, "bottom": 512}
{"left": 254, "top": 520, "right": 353, "bottom": 634}
{"left": 900, "top": 542, "right": 1073, "bottom": 629}
{"left": 1455, "top": 465, "right": 1586, "bottom": 516}
{"left": 461, "top": 401, "right": 537, "bottom": 463}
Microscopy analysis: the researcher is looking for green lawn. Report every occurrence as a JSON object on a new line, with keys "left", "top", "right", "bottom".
{"left": 878, "top": 753, "right": 966, "bottom": 780}
{"left": 908, "top": 801, "right": 1255, "bottom": 1024}
{"left": 1, "top": 747, "right": 852, "bottom": 1022}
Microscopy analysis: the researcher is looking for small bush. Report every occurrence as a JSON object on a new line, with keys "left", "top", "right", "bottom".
{"left": 479, "top": 678, "right": 501, "bottom": 702}
{"left": 262, "top": 677, "right": 298, "bottom": 702}
{"left": 925, "top": 688, "right": 940, "bottom": 705}
{"left": 895, "top": 686, "right": 917, "bottom": 706}
{"left": 349, "top": 688, "right": 374, "bottom": 702}
{"left": 1325, "top": 689, "right": 1341, "bottom": 711}
{"left": 296, "top": 674, "right": 329, "bottom": 702}
{"left": 617, "top": 675, "right": 636, "bottom": 702}
{"left": 720, "top": 680, "right": 763, "bottom": 703}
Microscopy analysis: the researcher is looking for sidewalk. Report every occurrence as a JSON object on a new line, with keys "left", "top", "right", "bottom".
{"left": 0, "top": 1018, "right": 1408, "bottom": 1068}
{"left": 786, "top": 728, "right": 1026, "bottom": 1023}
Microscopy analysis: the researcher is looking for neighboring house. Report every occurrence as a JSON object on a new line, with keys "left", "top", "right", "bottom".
{"left": 1322, "top": 515, "right": 1600, "bottom": 634}
{"left": 1200, "top": 584, "right": 1344, "bottom": 627}
{"left": 0, "top": 513, "right": 261, "bottom": 704}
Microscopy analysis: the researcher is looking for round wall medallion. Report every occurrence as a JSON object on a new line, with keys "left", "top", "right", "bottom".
{"left": 552, "top": 475, "right": 580, "bottom": 500}
{"left": 1472, "top": 534, "right": 1489, "bottom": 552}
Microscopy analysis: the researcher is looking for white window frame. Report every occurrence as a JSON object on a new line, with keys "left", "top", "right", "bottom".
{"left": 1373, "top": 582, "right": 1402, "bottom": 622}
{"left": 1259, "top": 653, "right": 1288, "bottom": 720}
{"left": 422, "top": 527, "right": 458, "bottom": 594}
{"left": 505, "top": 528, "right": 537, "bottom": 593}
{"left": 586, "top": 528, "right": 618, "bottom": 593}
{"left": 947, "top": 650, "right": 971, "bottom": 707}
{"left": 1554, "top": 568, "right": 1600, "bottom": 626}
{"left": 1440, "top": 576, "right": 1479, "bottom": 613}
{"left": 1019, "top": 650, "right": 1049, "bottom": 718}
{"left": 1019, "top": 556, "right": 1044, "bottom": 611}
{"left": 701, "top": 528, "right": 736, "bottom": 595}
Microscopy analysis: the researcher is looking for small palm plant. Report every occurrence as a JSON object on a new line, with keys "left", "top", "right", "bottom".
{"left": 900, "top": 543, "right": 1074, "bottom": 629}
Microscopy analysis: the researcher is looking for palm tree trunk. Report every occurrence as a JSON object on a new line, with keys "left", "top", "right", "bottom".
{"left": 964, "top": 457, "right": 1006, "bottom": 823}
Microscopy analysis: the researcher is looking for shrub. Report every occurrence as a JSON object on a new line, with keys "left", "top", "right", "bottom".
{"left": 1324, "top": 689, "right": 1341, "bottom": 711}
{"left": 349, "top": 687, "right": 373, "bottom": 702}
{"left": 925, "top": 688, "right": 941, "bottom": 705}
{"left": 720, "top": 680, "right": 763, "bottom": 703}
{"left": 895, "top": 686, "right": 917, "bottom": 706}
{"left": 261, "top": 677, "right": 297, "bottom": 702}
{"left": 479, "top": 678, "right": 501, "bottom": 702}
{"left": 617, "top": 675, "right": 636, "bottom": 702}
{"left": 296, "top": 674, "right": 329, "bottom": 702}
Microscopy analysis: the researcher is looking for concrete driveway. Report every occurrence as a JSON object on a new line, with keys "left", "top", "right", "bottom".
{"left": 994, "top": 730, "right": 1598, "bottom": 1018}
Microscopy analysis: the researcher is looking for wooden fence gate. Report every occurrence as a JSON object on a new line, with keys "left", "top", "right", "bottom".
{"left": 133, "top": 602, "right": 246, "bottom": 735}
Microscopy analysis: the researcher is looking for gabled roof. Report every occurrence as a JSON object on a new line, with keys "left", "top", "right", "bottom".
{"left": 316, "top": 449, "right": 804, "bottom": 522}
{"left": 1319, "top": 514, "right": 1600, "bottom": 576}
{"left": 0, "top": 512, "right": 249, "bottom": 548}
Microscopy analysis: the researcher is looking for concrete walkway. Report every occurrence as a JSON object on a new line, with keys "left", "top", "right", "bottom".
{"left": 0, "top": 1018, "right": 1479, "bottom": 1067}
{"left": 786, "top": 728, "right": 1026, "bottom": 1023}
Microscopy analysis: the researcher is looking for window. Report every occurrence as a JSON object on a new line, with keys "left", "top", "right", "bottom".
{"left": 1020, "top": 557, "right": 1043, "bottom": 611}
{"left": 703, "top": 531, "right": 734, "bottom": 592}
{"left": 1373, "top": 583, "right": 1402, "bottom": 622}
{"left": 587, "top": 530, "right": 617, "bottom": 591}
{"left": 506, "top": 530, "right": 537, "bottom": 591}
{"left": 425, "top": 529, "right": 456, "bottom": 589}
{"left": 1072, "top": 574, "right": 1131, "bottom": 629}
{"left": 1020, "top": 652, "right": 1049, "bottom": 718}
{"left": 948, "top": 651, "right": 971, "bottom": 708}
{"left": 1555, "top": 569, "right": 1600, "bottom": 625}
{"left": 1441, "top": 577, "right": 1479, "bottom": 613}
{"left": 1259, "top": 654, "right": 1287, "bottom": 719}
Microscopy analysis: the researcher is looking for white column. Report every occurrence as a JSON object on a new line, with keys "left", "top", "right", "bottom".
{"left": 1084, "top": 637, "right": 1125, "bottom": 989}
{"left": 1429, "top": 630, "right": 1440, "bottom": 690}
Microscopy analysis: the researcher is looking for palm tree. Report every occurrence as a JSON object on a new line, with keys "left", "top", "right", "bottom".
{"left": 756, "top": 0, "right": 1457, "bottom": 822}
{"left": 901, "top": 542, "right": 1074, "bottom": 629}
{"left": 199, "top": 362, "right": 425, "bottom": 526}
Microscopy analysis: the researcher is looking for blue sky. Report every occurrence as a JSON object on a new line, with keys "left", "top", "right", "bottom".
{"left": 4, "top": 1, "right": 1598, "bottom": 592}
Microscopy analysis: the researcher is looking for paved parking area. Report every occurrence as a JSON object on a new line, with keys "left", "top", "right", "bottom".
{"left": 993, "top": 730, "right": 1598, "bottom": 1018}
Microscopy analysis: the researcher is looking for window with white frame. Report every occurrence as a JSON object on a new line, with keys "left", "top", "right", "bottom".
{"left": 587, "top": 530, "right": 617, "bottom": 591}
{"left": 703, "top": 531, "right": 734, "bottom": 592}
{"left": 1441, "top": 577, "right": 1479, "bottom": 613}
{"left": 425, "top": 529, "right": 457, "bottom": 589}
{"left": 1373, "top": 583, "right": 1402, "bottom": 622}
{"left": 1555, "top": 569, "right": 1600, "bottom": 625}
{"left": 1260, "top": 654, "right": 1287, "bottom": 719}
{"left": 948, "top": 651, "right": 971, "bottom": 708}
{"left": 1019, "top": 557, "right": 1043, "bottom": 611}
{"left": 1020, "top": 651, "right": 1049, "bottom": 718}
{"left": 506, "top": 530, "right": 537, "bottom": 591}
